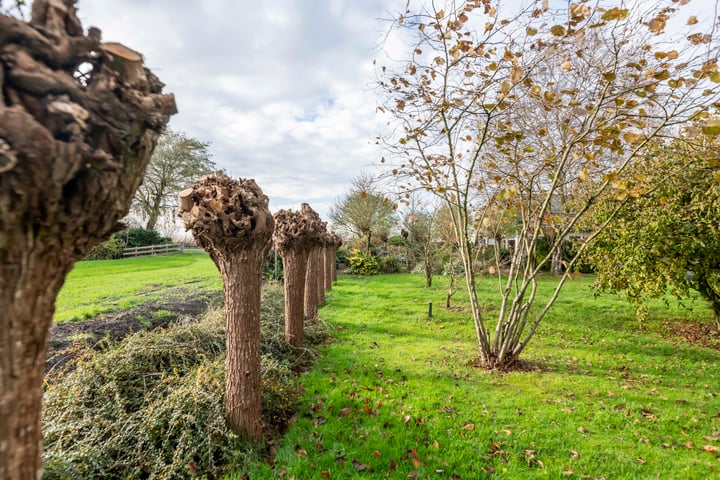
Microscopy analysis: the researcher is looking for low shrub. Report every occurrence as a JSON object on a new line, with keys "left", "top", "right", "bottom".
{"left": 43, "top": 284, "right": 328, "bottom": 479}
{"left": 113, "top": 227, "right": 171, "bottom": 248}
{"left": 85, "top": 237, "right": 124, "bottom": 260}
{"left": 347, "top": 249, "right": 380, "bottom": 275}
{"left": 379, "top": 255, "right": 401, "bottom": 274}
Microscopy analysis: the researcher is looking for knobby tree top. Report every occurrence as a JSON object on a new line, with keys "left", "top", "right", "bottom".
{"left": 0, "top": 0, "right": 177, "bottom": 259}
{"left": 273, "top": 203, "right": 326, "bottom": 253}
{"left": 178, "top": 173, "right": 275, "bottom": 259}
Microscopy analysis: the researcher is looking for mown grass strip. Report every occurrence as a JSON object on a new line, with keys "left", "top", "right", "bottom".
{"left": 239, "top": 273, "right": 719, "bottom": 479}
{"left": 55, "top": 251, "right": 221, "bottom": 322}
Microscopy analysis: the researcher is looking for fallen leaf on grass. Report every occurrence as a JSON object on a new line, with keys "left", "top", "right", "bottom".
{"left": 388, "top": 459, "right": 398, "bottom": 470}
{"left": 313, "top": 416, "right": 327, "bottom": 426}
{"left": 704, "top": 445, "right": 720, "bottom": 453}
{"left": 338, "top": 406, "right": 352, "bottom": 417}
{"left": 321, "top": 472, "right": 330, "bottom": 478}
{"left": 570, "top": 449, "right": 579, "bottom": 459}
{"left": 352, "top": 459, "right": 370, "bottom": 471}
{"left": 463, "top": 423, "right": 475, "bottom": 430}
{"left": 373, "top": 450, "right": 382, "bottom": 458}
{"left": 637, "top": 458, "right": 646, "bottom": 464}
{"left": 524, "top": 449, "right": 544, "bottom": 468}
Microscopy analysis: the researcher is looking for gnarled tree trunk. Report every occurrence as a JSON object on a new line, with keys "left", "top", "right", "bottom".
{"left": 323, "top": 234, "right": 333, "bottom": 292}
{"left": 316, "top": 241, "right": 326, "bottom": 307}
{"left": 0, "top": 2, "right": 175, "bottom": 478}
{"left": 179, "top": 174, "right": 274, "bottom": 442}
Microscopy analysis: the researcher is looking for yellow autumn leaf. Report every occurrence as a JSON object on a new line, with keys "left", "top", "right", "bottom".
{"left": 666, "top": 50, "right": 678, "bottom": 60}
{"left": 710, "top": 72, "right": 720, "bottom": 83}
{"left": 562, "top": 61, "right": 572, "bottom": 71}
{"left": 435, "top": 9, "right": 444, "bottom": 19}
{"left": 623, "top": 132, "right": 643, "bottom": 144}
{"left": 526, "top": 26, "right": 538, "bottom": 36}
{"left": 702, "top": 119, "right": 720, "bottom": 135}
{"left": 602, "top": 8, "right": 629, "bottom": 21}
{"left": 688, "top": 16, "right": 698, "bottom": 25}
{"left": 653, "top": 70, "right": 670, "bottom": 81}
{"left": 510, "top": 66, "right": 523, "bottom": 83}
{"left": 543, "top": 90, "right": 555, "bottom": 102}
{"left": 648, "top": 17, "right": 666, "bottom": 33}
{"left": 578, "top": 167, "right": 589, "bottom": 181}
{"left": 550, "top": 25, "right": 566, "bottom": 36}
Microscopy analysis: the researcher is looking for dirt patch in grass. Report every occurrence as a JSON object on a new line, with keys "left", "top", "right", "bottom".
{"left": 47, "top": 288, "right": 223, "bottom": 375}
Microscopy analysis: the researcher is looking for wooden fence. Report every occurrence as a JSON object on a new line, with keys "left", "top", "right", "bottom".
{"left": 121, "top": 243, "right": 183, "bottom": 258}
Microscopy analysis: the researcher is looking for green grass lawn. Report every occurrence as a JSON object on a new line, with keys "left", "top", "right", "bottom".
{"left": 54, "top": 251, "right": 221, "bottom": 322}
{"left": 239, "top": 273, "right": 720, "bottom": 479}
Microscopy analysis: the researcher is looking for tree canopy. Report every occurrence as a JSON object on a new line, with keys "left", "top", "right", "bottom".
{"left": 586, "top": 133, "right": 720, "bottom": 326}
{"left": 329, "top": 173, "right": 397, "bottom": 253}
{"left": 134, "top": 130, "right": 214, "bottom": 231}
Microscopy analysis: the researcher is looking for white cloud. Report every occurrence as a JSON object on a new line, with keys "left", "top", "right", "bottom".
{"left": 77, "top": 0, "right": 396, "bottom": 219}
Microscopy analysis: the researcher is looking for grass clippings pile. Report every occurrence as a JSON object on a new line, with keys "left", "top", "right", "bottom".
{"left": 43, "top": 282, "right": 328, "bottom": 479}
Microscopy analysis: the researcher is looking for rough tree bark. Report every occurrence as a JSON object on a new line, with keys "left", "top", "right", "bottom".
{"left": 302, "top": 204, "right": 325, "bottom": 321}
{"left": 0, "top": 2, "right": 175, "bottom": 478}
{"left": 316, "top": 237, "right": 327, "bottom": 307}
{"left": 273, "top": 205, "right": 323, "bottom": 348}
{"left": 322, "top": 233, "right": 334, "bottom": 292}
{"left": 178, "top": 173, "right": 274, "bottom": 442}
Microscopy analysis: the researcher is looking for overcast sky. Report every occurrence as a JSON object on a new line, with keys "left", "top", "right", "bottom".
{"left": 77, "top": 0, "right": 398, "bottom": 220}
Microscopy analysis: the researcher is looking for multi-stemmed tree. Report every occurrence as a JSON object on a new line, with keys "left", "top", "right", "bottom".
{"left": 378, "top": 0, "right": 720, "bottom": 368}
{"left": 330, "top": 172, "right": 396, "bottom": 254}
{"left": 0, "top": 1, "right": 176, "bottom": 476}
{"left": 179, "top": 173, "right": 274, "bottom": 442}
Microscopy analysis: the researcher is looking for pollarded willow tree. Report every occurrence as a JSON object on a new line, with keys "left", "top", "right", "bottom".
{"left": 378, "top": 0, "right": 720, "bottom": 368}
{"left": 0, "top": 2, "right": 176, "bottom": 477}
{"left": 302, "top": 203, "right": 326, "bottom": 321}
{"left": 323, "top": 232, "right": 342, "bottom": 291}
{"left": 273, "top": 205, "right": 324, "bottom": 348}
{"left": 179, "top": 173, "right": 274, "bottom": 442}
